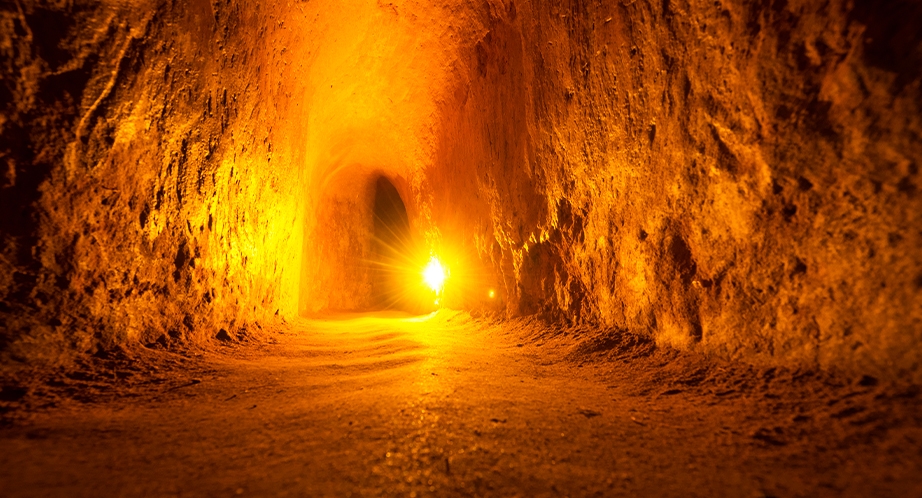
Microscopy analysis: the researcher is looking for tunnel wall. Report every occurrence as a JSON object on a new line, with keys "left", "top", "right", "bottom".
{"left": 428, "top": 0, "right": 922, "bottom": 380}
{"left": 301, "top": 169, "right": 377, "bottom": 313}
{"left": 0, "top": 0, "right": 307, "bottom": 365}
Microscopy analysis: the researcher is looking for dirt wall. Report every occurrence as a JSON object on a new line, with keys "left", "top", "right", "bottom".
{"left": 0, "top": 0, "right": 307, "bottom": 365}
{"left": 429, "top": 0, "right": 922, "bottom": 380}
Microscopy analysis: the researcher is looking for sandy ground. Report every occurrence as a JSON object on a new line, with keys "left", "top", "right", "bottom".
{"left": 1, "top": 311, "right": 921, "bottom": 497}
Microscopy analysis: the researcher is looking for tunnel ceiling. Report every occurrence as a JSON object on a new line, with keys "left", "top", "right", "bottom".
{"left": 1, "top": 0, "right": 921, "bottom": 381}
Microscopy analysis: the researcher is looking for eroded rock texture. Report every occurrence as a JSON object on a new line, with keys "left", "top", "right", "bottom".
{"left": 435, "top": 0, "right": 922, "bottom": 380}
{"left": 1, "top": 1, "right": 306, "bottom": 362}
{"left": 1, "top": 0, "right": 920, "bottom": 381}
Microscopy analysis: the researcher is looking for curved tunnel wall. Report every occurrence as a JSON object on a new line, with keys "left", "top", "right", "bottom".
{"left": 1, "top": 0, "right": 309, "bottom": 361}
{"left": 1, "top": 0, "right": 920, "bottom": 382}
{"left": 427, "top": 0, "right": 922, "bottom": 380}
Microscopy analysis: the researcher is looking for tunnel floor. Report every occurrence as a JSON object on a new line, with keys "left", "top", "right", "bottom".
{"left": 2, "top": 313, "right": 921, "bottom": 496}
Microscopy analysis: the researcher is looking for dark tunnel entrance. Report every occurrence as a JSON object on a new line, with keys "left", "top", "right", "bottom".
{"left": 371, "top": 176, "right": 415, "bottom": 312}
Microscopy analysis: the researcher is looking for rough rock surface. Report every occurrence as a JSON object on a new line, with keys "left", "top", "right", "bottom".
{"left": 2, "top": 0, "right": 306, "bottom": 364}
{"left": 448, "top": 0, "right": 922, "bottom": 380}
{"left": 2, "top": 0, "right": 921, "bottom": 381}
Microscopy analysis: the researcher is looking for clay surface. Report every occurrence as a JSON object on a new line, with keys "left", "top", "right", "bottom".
{"left": 430, "top": 0, "right": 922, "bottom": 380}
{"left": 1, "top": 313, "right": 920, "bottom": 497}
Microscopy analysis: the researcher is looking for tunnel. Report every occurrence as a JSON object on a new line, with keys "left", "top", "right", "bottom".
{"left": 370, "top": 176, "right": 418, "bottom": 312}
{"left": 1, "top": 0, "right": 922, "bottom": 495}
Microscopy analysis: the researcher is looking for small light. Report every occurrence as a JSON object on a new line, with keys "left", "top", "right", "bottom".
{"left": 488, "top": 289, "right": 496, "bottom": 299}
{"left": 423, "top": 257, "right": 446, "bottom": 294}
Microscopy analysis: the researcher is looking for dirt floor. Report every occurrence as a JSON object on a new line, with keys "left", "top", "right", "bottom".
{"left": 1, "top": 311, "right": 921, "bottom": 497}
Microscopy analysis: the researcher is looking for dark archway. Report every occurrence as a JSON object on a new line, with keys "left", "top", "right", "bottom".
{"left": 371, "top": 177, "right": 414, "bottom": 311}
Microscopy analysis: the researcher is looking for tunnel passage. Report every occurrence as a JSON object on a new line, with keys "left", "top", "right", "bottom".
{"left": 370, "top": 177, "right": 416, "bottom": 312}
{"left": 1, "top": 0, "right": 920, "bottom": 386}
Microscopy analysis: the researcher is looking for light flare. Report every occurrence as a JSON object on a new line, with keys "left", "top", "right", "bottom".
{"left": 423, "top": 257, "right": 447, "bottom": 295}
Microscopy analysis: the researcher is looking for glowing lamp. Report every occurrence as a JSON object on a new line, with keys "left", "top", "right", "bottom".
{"left": 423, "top": 257, "right": 446, "bottom": 295}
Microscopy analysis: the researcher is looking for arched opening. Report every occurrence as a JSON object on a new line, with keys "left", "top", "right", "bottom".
{"left": 371, "top": 176, "right": 415, "bottom": 311}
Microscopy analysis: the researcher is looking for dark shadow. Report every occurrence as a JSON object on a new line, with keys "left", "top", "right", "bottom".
{"left": 371, "top": 177, "right": 415, "bottom": 312}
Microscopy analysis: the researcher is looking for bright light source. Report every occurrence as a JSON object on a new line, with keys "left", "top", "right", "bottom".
{"left": 488, "top": 289, "right": 495, "bottom": 299}
{"left": 422, "top": 257, "right": 446, "bottom": 294}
